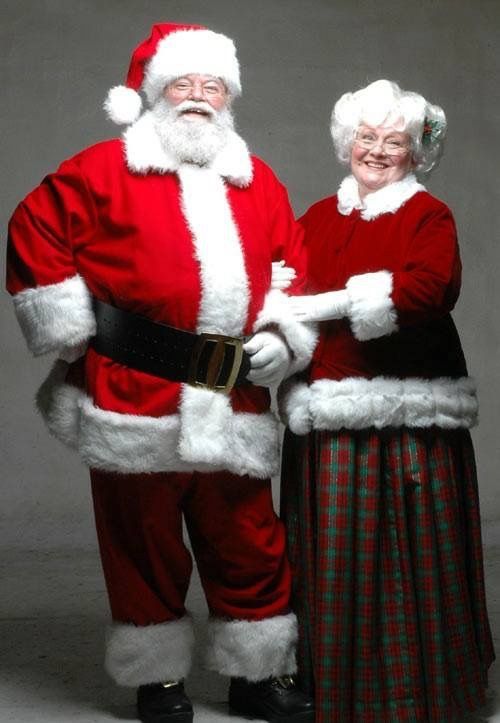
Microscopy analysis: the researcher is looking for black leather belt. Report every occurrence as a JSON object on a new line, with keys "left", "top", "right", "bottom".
{"left": 89, "top": 298, "right": 251, "bottom": 393}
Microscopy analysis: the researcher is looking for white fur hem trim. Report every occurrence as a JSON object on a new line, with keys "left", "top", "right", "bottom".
{"left": 253, "top": 289, "right": 318, "bottom": 375}
{"left": 206, "top": 613, "right": 297, "bottom": 681}
{"left": 105, "top": 617, "right": 194, "bottom": 687}
{"left": 280, "top": 376, "right": 478, "bottom": 434}
{"left": 36, "top": 365, "right": 279, "bottom": 478}
{"left": 12, "top": 275, "right": 95, "bottom": 356}
{"left": 337, "top": 174, "right": 425, "bottom": 220}
{"left": 346, "top": 271, "right": 398, "bottom": 341}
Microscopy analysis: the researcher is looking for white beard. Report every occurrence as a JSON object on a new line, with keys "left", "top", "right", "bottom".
{"left": 152, "top": 98, "right": 235, "bottom": 166}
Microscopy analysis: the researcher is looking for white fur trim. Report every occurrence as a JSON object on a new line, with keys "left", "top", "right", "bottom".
{"left": 281, "top": 376, "right": 478, "bottom": 434}
{"left": 175, "top": 163, "right": 266, "bottom": 470}
{"left": 278, "top": 378, "right": 312, "bottom": 436}
{"left": 177, "top": 385, "right": 278, "bottom": 476}
{"left": 143, "top": 29, "right": 241, "bottom": 105}
{"left": 105, "top": 617, "right": 194, "bottom": 687}
{"left": 104, "top": 85, "right": 143, "bottom": 125}
{"left": 123, "top": 111, "right": 253, "bottom": 186}
{"left": 36, "top": 360, "right": 81, "bottom": 448}
{"left": 36, "top": 373, "right": 279, "bottom": 477}
{"left": 57, "top": 340, "right": 88, "bottom": 363}
{"left": 178, "top": 165, "right": 249, "bottom": 336}
{"left": 206, "top": 613, "right": 297, "bottom": 681}
{"left": 12, "top": 274, "right": 95, "bottom": 356}
{"left": 346, "top": 270, "right": 398, "bottom": 340}
{"left": 253, "top": 289, "right": 319, "bottom": 375}
{"left": 337, "top": 174, "right": 425, "bottom": 220}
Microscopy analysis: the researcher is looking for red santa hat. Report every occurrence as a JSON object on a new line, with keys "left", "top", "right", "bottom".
{"left": 104, "top": 22, "right": 242, "bottom": 125}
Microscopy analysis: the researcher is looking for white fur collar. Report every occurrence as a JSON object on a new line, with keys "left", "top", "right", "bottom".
{"left": 123, "top": 111, "right": 253, "bottom": 187}
{"left": 337, "top": 173, "right": 425, "bottom": 220}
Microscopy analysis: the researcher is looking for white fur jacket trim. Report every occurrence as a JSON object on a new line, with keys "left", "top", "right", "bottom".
{"left": 36, "top": 361, "right": 280, "bottom": 478}
{"left": 105, "top": 616, "right": 195, "bottom": 687}
{"left": 280, "top": 376, "right": 478, "bottom": 435}
{"left": 337, "top": 174, "right": 425, "bottom": 220}
{"left": 12, "top": 274, "right": 95, "bottom": 356}
{"left": 206, "top": 612, "right": 298, "bottom": 681}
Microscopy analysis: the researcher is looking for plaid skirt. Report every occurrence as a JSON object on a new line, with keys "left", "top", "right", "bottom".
{"left": 281, "top": 427, "right": 494, "bottom": 722}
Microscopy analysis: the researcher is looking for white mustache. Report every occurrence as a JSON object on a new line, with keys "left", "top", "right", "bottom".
{"left": 174, "top": 100, "right": 216, "bottom": 118}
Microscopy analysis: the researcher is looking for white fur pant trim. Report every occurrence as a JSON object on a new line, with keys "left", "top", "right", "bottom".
{"left": 105, "top": 617, "right": 195, "bottom": 687}
{"left": 205, "top": 612, "right": 298, "bottom": 682}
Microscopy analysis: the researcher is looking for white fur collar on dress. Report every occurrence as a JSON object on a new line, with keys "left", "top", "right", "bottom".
{"left": 337, "top": 173, "right": 425, "bottom": 220}
{"left": 123, "top": 111, "right": 253, "bottom": 187}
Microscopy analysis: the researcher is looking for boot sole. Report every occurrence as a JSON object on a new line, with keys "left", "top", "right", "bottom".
{"left": 139, "top": 712, "right": 193, "bottom": 723}
{"left": 229, "top": 703, "right": 314, "bottom": 722}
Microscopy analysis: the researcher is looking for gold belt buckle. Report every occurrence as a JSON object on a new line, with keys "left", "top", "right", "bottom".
{"left": 187, "top": 332, "right": 244, "bottom": 394}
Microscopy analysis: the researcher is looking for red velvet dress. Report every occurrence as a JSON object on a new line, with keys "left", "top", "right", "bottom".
{"left": 280, "top": 174, "right": 494, "bottom": 722}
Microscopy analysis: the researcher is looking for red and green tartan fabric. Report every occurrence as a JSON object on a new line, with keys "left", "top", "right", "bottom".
{"left": 281, "top": 427, "right": 494, "bottom": 722}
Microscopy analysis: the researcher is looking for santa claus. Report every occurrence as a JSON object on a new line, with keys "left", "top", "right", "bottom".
{"left": 6, "top": 22, "right": 316, "bottom": 723}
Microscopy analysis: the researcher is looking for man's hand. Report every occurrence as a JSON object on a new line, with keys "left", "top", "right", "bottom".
{"left": 271, "top": 260, "right": 296, "bottom": 290}
{"left": 244, "top": 331, "right": 291, "bottom": 387}
{"left": 287, "top": 290, "right": 350, "bottom": 322}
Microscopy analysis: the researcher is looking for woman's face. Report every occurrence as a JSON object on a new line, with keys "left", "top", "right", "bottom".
{"left": 350, "top": 123, "right": 414, "bottom": 198}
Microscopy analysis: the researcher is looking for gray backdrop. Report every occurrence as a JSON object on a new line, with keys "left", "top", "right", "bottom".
{"left": 1, "top": 0, "right": 499, "bottom": 549}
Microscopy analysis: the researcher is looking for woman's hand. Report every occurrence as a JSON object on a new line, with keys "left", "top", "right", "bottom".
{"left": 271, "top": 260, "right": 296, "bottom": 290}
{"left": 287, "top": 290, "right": 350, "bottom": 322}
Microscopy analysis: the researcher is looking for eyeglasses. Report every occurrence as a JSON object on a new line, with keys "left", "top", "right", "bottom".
{"left": 354, "top": 131, "right": 410, "bottom": 156}
{"left": 168, "top": 78, "right": 227, "bottom": 98}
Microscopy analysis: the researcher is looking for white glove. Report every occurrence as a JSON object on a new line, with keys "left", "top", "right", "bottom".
{"left": 244, "top": 331, "right": 291, "bottom": 387}
{"left": 271, "top": 260, "right": 296, "bottom": 290}
{"left": 287, "top": 289, "right": 350, "bottom": 322}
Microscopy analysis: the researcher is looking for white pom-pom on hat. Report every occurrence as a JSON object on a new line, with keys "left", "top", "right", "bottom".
{"left": 104, "top": 85, "right": 143, "bottom": 125}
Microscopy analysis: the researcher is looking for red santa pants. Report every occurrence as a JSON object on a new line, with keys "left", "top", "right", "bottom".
{"left": 91, "top": 467, "right": 291, "bottom": 622}
{"left": 90, "top": 468, "right": 296, "bottom": 686}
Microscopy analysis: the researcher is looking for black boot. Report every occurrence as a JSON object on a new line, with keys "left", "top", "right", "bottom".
{"left": 137, "top": 681, "right": 193, "bottom": 723}
{"left": 228, "top": 675, "right": 314, "bottom": 722}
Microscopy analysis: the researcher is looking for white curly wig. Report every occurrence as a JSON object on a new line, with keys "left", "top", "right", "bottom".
{"left": 331, "top": 79, "right": 446, "bottom": 177}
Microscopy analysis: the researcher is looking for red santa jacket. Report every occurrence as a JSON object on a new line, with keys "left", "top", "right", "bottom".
{"left": 7, "top": 111, "right": 316, "bottom": 477}
{"left": 280, "top": 174, "right": 477, "bottom": 434}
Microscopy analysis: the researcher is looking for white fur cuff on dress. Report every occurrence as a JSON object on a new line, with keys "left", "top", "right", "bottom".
{"left": 346, "top": 271, "right": 398, "bottom": 341}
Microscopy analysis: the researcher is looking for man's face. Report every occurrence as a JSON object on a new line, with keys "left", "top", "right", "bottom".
{"left": 163, "top": 74, "right": 228, "bottom": 120}
{"left": 153, "top": 74, "right": 234, "bottom": 166}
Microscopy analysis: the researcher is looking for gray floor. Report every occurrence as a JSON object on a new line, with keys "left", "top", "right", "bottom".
{"left": 1, "top": 547, "right": 499, "bottom": 722}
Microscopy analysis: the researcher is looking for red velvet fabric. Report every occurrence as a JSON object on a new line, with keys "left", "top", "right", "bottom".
{"left": 91, "top": 468, "right": 291, "bottom": 625}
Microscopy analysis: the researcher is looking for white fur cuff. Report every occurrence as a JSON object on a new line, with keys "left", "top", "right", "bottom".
{"left": 105, "top": 617, "right": 195, "bottom": 687}
{"left": 346, "top": 271, "right": 398, "bottom": 341}
{"left": 12, "top": 274, "right": 96, "bottom": 356}
{"left": 205, "top": 613, "right": 298, "bottom": 682}
{"left": 253, "top": 289, "right": 318, "bottom": 375}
